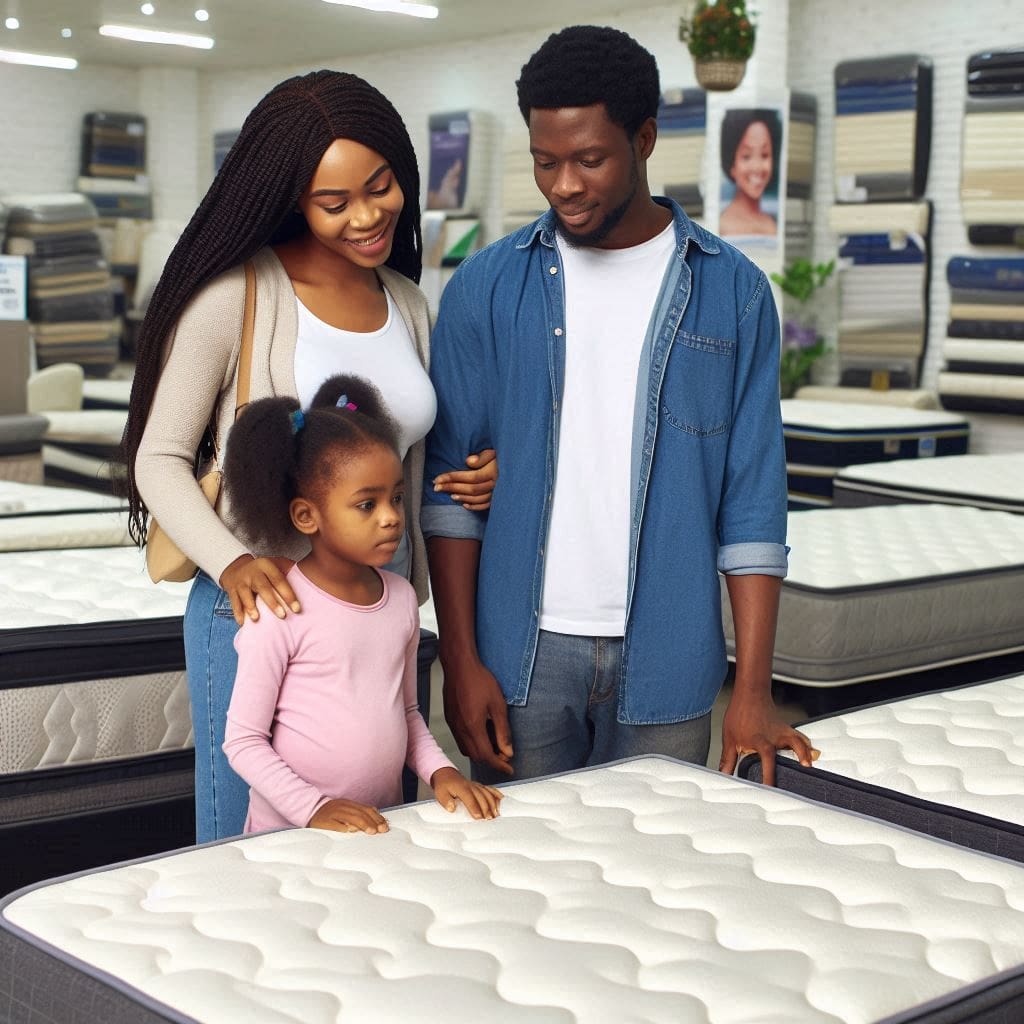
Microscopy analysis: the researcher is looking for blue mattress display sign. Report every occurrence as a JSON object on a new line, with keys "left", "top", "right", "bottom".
{"left": 0, "top": 256, "right": 27, "bottom": 320}
{"left": 427, "top": 112, "right": 470, "bottom": 211}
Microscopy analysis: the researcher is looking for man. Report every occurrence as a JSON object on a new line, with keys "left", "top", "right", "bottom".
{"left": 423, "top": 25, "right": 814, "bottom": 786}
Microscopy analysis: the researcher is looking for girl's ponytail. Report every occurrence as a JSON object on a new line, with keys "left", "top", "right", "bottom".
{"left": 223, "top": 395, "right": 302, "bottom": 551}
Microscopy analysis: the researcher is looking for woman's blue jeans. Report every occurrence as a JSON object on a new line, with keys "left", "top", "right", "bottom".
{"left": 183, "top": 572, "right": 250, "bottom": 842}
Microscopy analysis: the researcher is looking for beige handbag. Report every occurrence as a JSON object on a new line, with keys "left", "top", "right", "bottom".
{"left": 146, "top": 261, "right": 257, "bottom": 583}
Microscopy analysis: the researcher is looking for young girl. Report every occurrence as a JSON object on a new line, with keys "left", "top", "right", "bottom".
{"left": 222, "top": 374, "right": 502, "bottom": 833}
{"left": 124, "top": 71, "right": 498, "bottom": 841}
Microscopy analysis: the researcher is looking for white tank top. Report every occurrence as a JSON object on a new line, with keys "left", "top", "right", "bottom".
{"left": 293, "top": 288, "right": 436, "bottom": 461}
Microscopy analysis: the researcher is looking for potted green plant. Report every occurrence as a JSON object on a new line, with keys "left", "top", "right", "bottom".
{"left": 770, "top": 259, "right": 835, "bottom": 399}
{"left": 678, "top": 1, "right": 757, "bottom": 91}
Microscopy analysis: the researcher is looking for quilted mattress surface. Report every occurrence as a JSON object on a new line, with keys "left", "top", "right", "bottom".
{"left": 0, "top": 546, "right": 190, "bottom": 631}
{"left": 834, "top": 452, "right": 1024, "bottom": 512}
{"left": 791, "top": 675, "right": 1024, "bottom": 826}
{"left": 723, "top": 504, "right": 1024, "bottom": 683}
{"left": 6, "top": 756, "right": 1024, "bottom": 1024}
{"left": 0, "top": 480, "right": 123, "bottom": 516}
{"left": 780, "top": 399, "right": 967, "bottom": 434}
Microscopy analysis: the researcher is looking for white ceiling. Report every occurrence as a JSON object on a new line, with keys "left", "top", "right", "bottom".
{"left": 1, "top": 0, "right": 641, "bottom": 71}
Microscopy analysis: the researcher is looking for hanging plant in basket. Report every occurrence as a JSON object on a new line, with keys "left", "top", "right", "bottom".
{"left": 679, "top": 1, "right": 757, "bottom": 92}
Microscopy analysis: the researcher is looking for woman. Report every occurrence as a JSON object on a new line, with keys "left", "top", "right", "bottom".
{"left": 123, "top": 71, "right": 497, "bottom": 842}
{"left": 718, "top": 108, "right": 782, "bottom": 238}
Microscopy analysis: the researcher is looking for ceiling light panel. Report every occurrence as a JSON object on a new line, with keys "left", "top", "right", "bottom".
{"left": 321, "top": 0, "right": 439, "bottom": 19}
{"left": 99, "top": 24, "right": 215, "bottom": 49}
{"left": 0, "top": 48, "right": 78, "bottom": 69}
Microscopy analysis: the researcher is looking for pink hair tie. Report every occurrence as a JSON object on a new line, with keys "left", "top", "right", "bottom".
{"left": 336, "top": 394, "right": 358, "bottom": 412}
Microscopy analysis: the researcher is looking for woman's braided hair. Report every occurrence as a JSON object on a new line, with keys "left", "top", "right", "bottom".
{"left": 122, "top": 69, "right": 421, "bottom": 546}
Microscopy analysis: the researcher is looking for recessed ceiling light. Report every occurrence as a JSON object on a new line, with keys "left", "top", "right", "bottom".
{"left": 99, "top": 24, "right": 214, "bottom": 49}
{"left": 5, "top": 17, "right": 19, "bottom": 29}
{"left": 61, "top": 27, "right": 73, "bottom": 38}
{"left": 195, "top": 8, "right": 209, "bottom": 21}
{"left": 141, "top": 3, "right": 155, "bottom": 14}
{"left": 0, "top": 47, "right": 77, "bottom": 69}
{"left": 320, "top": 0, "right": 438, "bottom": 19}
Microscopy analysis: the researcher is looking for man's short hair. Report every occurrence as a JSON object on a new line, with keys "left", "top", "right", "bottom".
{"left": 516, "top": 25, "right": 660, "bottom": 138}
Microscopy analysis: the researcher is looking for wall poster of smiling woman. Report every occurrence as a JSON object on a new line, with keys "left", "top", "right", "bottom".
{"left": 719, "top": 106, "right": 784, "bottom": 250}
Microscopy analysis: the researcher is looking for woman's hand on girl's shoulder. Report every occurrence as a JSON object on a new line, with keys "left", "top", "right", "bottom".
{"left": 430, "top": 766, "right": 503, "bottom": 820}
{"left": 432, "top": 448, "right": 498, "bottom": 511}
{"left": 219, "top": 554, "right": 301, "bottom": 626}
{"left": 308, "top": 798, "right": 389, "bottom": 834}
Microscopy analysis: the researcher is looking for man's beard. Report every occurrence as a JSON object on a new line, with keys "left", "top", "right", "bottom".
{"left": 556, "top": 159, "right": 639, "bottom": 249}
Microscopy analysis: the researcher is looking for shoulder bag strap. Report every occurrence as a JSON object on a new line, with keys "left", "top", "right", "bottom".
{"left": 234, "top": 259, "right": 257, "bottom": 421}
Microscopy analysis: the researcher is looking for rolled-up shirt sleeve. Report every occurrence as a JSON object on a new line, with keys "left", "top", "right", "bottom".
{"left": 421, "top": 260, "right": 493, "bottom": 543}
{"left": 717, "top": 271, "right": 789, "bottom": 578}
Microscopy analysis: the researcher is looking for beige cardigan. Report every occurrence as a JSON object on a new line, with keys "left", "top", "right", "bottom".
{"left": 135, "top": 246, "right": 432, "bottom": 603}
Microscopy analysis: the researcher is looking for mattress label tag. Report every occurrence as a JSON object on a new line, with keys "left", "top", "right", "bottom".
{"left": 870, "top": 370, "right": 891, "bottom": 391}
{"left": 883, "top": 438, "right": 900, "bottom": 454}
{"left": 918, "top": 436, "right": 937, "bottom": 457}
{"left": 836, "top": 175, "right": 868, "bottom": 202}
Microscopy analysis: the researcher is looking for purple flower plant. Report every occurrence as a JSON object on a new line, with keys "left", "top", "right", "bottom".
{"left": 783, "top": 319, "right": 818, "bottom": 351}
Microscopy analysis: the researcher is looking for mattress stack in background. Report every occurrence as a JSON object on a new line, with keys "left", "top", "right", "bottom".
{"left": 2, "top": 194, "right": 118, "bottom": 377}
{"left": 78, "top": 112, "right": 151, "bottom": 357}
{"left": 961, "top": 48, "right": 1024, "bottom": 247}
{"left": 647, "top": 87, "right": 706, "bottom": 220}
{"left": 829, "top": 201, "right": 933, "bottom": 388}
{"left": 500, "top": 124, "right": 546, "bottom": 236}
{"left": 785, "top": 91, "right": 816, "bottom": 258}
{"left": 939, "top": 257, "right": 1024, "bottom": 415}
{"left": 829, "top": 54, "right": 934, "bottom": 391}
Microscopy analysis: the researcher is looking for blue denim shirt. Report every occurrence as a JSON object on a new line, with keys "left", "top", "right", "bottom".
{"left": 423, "top": 198, "right": 788, "bottom": 724}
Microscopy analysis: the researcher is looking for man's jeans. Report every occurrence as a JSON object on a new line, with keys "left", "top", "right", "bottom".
{"left": 183, "top": 572, "right": 250, "bottom": 843}
{"left": 473, "top": 630, "right": 712, "bottom": 784}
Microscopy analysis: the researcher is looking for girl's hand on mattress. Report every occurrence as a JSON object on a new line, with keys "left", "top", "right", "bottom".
{"left": 430, "top": 767, "right": 503, "bottom": 820}
{"left": 433, "top": 448, "right": 498, "bottom": 511}
{"left": 719, "top": 693, "right": 819, "bottom": 786}
{"left": 220, "top": 554, "right": 301, "bottom": 625}
{"left": 308, "top": 798, "right": 389, "bottom": 834}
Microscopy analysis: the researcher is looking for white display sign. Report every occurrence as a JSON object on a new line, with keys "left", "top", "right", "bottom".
{"left": 0, "top": 255, "right": 27, "bottom": 320}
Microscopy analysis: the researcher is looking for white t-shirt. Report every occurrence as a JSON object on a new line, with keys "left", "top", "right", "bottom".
{"left": 539, "top": 222, "right": 676, "bottom": 637}
{"left": 294, "top": 289, "right": 436, "bottom": 582}
{"left": 293, "top": 288, "right": 436, "bottom": 461}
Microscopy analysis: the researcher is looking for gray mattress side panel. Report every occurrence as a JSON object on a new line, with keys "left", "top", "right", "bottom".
{"left": 0, "top": 925, "right": 187, "bottom": 1024}
{"left": 740, "top": 758, "right": 1024, "bottom": 863}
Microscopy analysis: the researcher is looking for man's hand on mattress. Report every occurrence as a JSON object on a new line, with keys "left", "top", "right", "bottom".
{"left": 308, "top": 798, "right": 389, "bottom": 834}
{"left": 433, "top": 448, "right": 499, "bottom": 512}
{"left": 430, "top": 766, "right": 503, "bottom": 819}
{"left": 442, "top": 656, "right": 514, "bottom": 776}
{"left": 220, "top": 554, "right": 301, "bottom": 625}
{"left": 718, "top": 693, "right": 820, "bottom": 786}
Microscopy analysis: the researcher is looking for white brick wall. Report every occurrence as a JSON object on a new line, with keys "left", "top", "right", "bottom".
{"left": 0, "top": 63, "right": 139, "bottom": 194}
{"left": 787, "top": 0, "right": 1024, "bottom": 399}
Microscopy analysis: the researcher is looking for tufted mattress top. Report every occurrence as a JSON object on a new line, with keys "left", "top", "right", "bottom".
{"left": 4, "top": 756, "right": 1024, "bottom": 1024}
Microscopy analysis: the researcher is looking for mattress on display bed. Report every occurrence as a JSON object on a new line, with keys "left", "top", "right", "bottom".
{"left": 82, "top": 377, "right": 133, "bottom": 410}
{"left": 739, "top": 675, "right": 1024, "bottom": 862}
{"left": 0, "top": 546, "right": 194, "bottom": 894}
{"left": 40, "top": 408, "right": 127, "bottom": 491}
{"left": 5, "top": 755, "right": 1024, "bottom": 1024}
{"left": 0, "top": 414, "right": 47, "bottom": 485}
{"left": 833, "top": 452, "right": 1024, "bottom": 512}
{"left": 780, "top": 399, "right": 969, "bottom": 508}
{"left": 721, "top": 503, "right": 1024, "bottom": 687}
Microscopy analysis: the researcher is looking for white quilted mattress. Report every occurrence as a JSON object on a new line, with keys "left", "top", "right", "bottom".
{"left": 0, "top": 546, "right": 191, "bottom": 630}
{"left": 5, "top": 757, "right": 1024, "bottom": 1024}
{"left": 835, "top": 452, "right": 1024, "bottom": 512}
{"left": 723, "top": 503, "right": 1024, "bottom": 684}
{"left": 780, "top": 398, "right": 968, "bottom": 433}
{"left": 0, "top": 509, "right": 132, "bottom": 551}
{"left": 793, "top": 675, "right": 1024, "bottom": 826}
{"left": 0, "top": 481, "right": 123, "bottom": 516}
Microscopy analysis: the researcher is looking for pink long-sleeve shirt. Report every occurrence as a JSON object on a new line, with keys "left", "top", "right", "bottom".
{"left": 224, "top": 566, "right": 453, "bottom": 832}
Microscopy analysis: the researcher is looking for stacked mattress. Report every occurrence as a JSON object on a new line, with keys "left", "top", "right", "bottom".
{"left": 834, "top": 451, "right": 1024, "bottom": 512}
{"left": 2, "top": 193, "right": 118, "bottom": 375}
{"left": 82, "top": 377, "right": 132, "bottom": 410}
{"left": 780, "top": 398, "right": 968, "bottom": 507}
{"left": 5, "top": 756, "right": 1024, "bottom": 1023}
{"left": 80, "top": 111, "right": 146, "bottom": 180}
{"left": 0, "top": 414, "right": 47, "bottom": 485}
{"left": 648, "top": 87, "right": 706, "bottom": 219}
{"left": 961, "top": 49, "right": 1024, "bottom": 246}
{"left": 939, "top": 256, "right": 1024, "bottom": 414}
{"left": 785, "top": 92, "right": 816, "bottom": 257}
{"left": 40, "top": 408, "right": 127, "bottom": 492}
{"left": 722, "top": 503, "right": 1024, "bottom": 686}
{"left": 834, "top": 54, "right": 932, "bottom": 203}
{"left": 0, "top": 480, "right": 130, "bottom": 550}
{"left": 828, "top": 201, "right": 933, "bottom": 389}
{"left": 0, "top": 545, "right": 194, "bottom": 895}
{"left": 740, "top": 675, "right": 1024, "bottom": 862}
